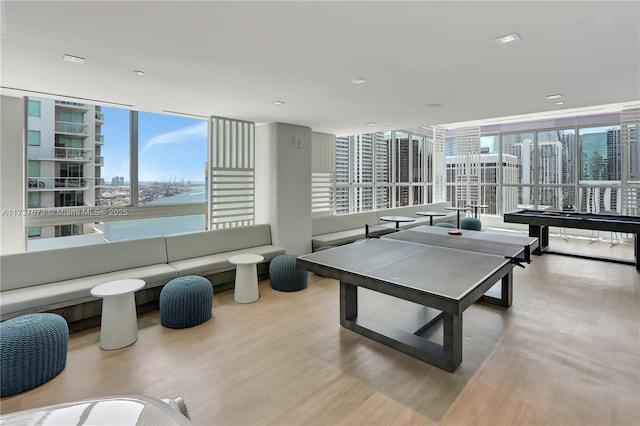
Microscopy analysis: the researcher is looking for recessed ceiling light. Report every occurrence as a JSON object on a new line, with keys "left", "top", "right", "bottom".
{"left": 495, "top": 32, "right": 521, "bottom": 45}
{"left": 273, "top": 100, "right": 285, "bottom": 105}
{"left": 555, "top": 101, "right": 564, "bottom": 105}
{"left": 426, "top": 103, "right": 443, "bottom": 108}
{"left": 133, "top": 70, "right": 145, "bottom": 76}
{"left": 366, "top": 121, "right": 376, "bottom": 126}
{"left": 545, "top": 94, "right": 562, "bottom": 99}
{"left": 351, "top": 77, "right": 367, "bottom": 85}
{"left": 63, "top": 54, "right": 85, "bottom": 64}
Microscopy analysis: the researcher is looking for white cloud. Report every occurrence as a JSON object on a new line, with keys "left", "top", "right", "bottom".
{"left": 144, "top": 121, "right": 207, "bottom": 150}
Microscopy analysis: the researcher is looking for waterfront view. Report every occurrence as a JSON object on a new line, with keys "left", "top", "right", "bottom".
{"left": 101, "top": 181, "right": 205, "bottom": 206}
{"left": 99, "top": 184, "right": 207, "bottom": 242}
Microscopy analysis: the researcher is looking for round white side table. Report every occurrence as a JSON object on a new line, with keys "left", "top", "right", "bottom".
{"left": 90, "top": 279, "right": 145, "bottom": 350}
{"left": 229, "top": 254, "right": 264, "bottom": 303}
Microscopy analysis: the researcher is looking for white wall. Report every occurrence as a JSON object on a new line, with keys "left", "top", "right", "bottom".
{"left": 255, "top": 122, "right": 312, "bottom": 255}
{"left": 0, "top": 95, "right": 26, "bottom": 254}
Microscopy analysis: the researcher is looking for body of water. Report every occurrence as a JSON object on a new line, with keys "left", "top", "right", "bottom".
{"left": 102, "top": 188, "right": 206, "bottom": 241}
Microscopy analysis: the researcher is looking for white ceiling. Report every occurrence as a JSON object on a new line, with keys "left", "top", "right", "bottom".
{"left": 1, "top": 0, "right": 639, "bottom": 136}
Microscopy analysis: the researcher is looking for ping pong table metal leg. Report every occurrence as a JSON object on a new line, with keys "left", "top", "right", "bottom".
{"left": 479, "top": 273, "right": 513, "bottom": 307}
{"left": 339, "top": 281, "right": 464, "bottom": 372}
{"left": 529, "top": 225, "right": 548, "bottom": 255}
{"left": 340, "top": 281, "right": 358, "bottom": 322}
{"left": 442, "top": 312, "right": 463, "bottom": 372}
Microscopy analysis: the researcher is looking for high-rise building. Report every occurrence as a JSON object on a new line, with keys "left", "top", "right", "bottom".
{"left": 26, "top": 97, "right": 104, "bottom": 240}
{"left": 607, "top": 129, "right": 622, "bottom": 180}
{"left": 445, "top": 153, "right": 518, "bottom": 214}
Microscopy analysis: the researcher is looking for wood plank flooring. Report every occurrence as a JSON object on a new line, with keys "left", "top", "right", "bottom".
{"left": 1, "top": 236, "right": 638, "bottom": 425}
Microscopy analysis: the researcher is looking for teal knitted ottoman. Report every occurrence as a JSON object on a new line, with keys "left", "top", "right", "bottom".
{"left": 269, "top": 254, "right": 308, "bottom": 292}
{"left": 160, "top": 276, "right": 213, "bottom": 329}
{"left": 0, "top": 313, "right": 69, "bottom": 397}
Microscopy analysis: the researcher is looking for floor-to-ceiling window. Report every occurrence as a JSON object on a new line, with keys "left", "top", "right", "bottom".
{"left": 578, "top": 125, "right": 622, "bottom": 213}
{"left": 24, "top": 97, "right": 208, "bottom": 250}
{"left": 337, "top": 111, "right": 638, "bottom": 217}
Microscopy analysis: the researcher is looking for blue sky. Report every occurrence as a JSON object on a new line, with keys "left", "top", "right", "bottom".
{"left": 101, "top": 108, "right": 208, "bottom": 184}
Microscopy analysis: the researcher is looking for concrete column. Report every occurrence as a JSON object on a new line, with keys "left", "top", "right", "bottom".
{"left": 255, "top": 122, "right": 312, "bottom": 255}
{"left": 0, "top": 95, "right": 26, "bottom": 254}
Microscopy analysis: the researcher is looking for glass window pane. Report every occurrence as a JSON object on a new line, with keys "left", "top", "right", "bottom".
{"left": 536, "top": 128, "right": 575, "bottom": 185}
{"left": 336, "top": 187, "right": 349, "bottom": 214}
{"left": 502, "top": 185, "right": 535, "bottom": 212}
{"left": 624, "top": 122, "right": 639, "bottom": 182}
{"left": 27, "top": 192, "right": 40, "bottom": 208}
{"left": 579, "top": 125, "right": 621, "bottom": 182}
{"left": 445, "top": 137, "right": 455, "bottom": 156}
{"left": 352, "top": 186, "right": 373, "bottom": 212}
{"left": 412, "top": 185, "right": 424, "bottom": 205}
{"left": 28, "top": 100, "right": 41, "bottom": 117}
{"left": 501, "top": 132, "right": 534, "bottom": 184}
{"left": 138, "top": 112, "right": 207, "bottom": 205}
{"left": 28, "top": 130, "right": 40, "bottom": 146}
{"left": 395, "top": 186, "right": 409, "bottom": 207}
{"left": 335, "top": 136, "right": 350, "bottom": 185}
{"left": 480, "top": 135, "right": 499, "bottom": 154}
{"left": 351, "top": 134, "right": 373, "bottom": 184}
{"left": 375, "top": 133, "right": 390, "bottom": 184}
{"left": 394, "top": 131, "right": 409, "bottom": 183}
{"left": 28, "top": 160, "right": 40, "bottom": 177}
{"left": 412, "top": 134, "right": 425, "bottom": 183}
{"left": 578, "top": 186, "right": 621, "bottom": 213}
{"left": 538, "top": 186, "right": 576, "bottom": 210}
{"left": 376, "top": 186, "right": 391, "bottom": 210}
{"left": 58, "top": 110, "right": 84, "bottom": 123}
{"left": 424, "top": 135, "right": 434, "bottom": 184}
{"left": 478, "top": 185, "right": 497, "bottom": 215}
{"left": 27, "top": 227, "right": 41, "bottom": 237}
{"left": 56, "top": 190, "right": 84, "bottom": 207}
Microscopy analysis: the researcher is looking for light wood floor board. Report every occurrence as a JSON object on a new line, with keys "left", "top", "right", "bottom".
{"left": 1, "top": 236, "right": 638, "bottom": 425}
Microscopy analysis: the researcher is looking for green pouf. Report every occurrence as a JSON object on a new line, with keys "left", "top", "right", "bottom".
{"left": 269, "top": 254, "right": 308, "bottom": 292}
{"left": 160, "top": 276, "right": 213, "bottom": 329}
{"left": 460, "top": 217, "right": 482, "bottom": 231}
{"left": 0, "top": 313, "right": 69, "bottom": 397}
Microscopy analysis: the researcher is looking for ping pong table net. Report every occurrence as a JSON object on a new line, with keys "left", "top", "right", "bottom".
{"left": 381, "top": 228, "right": 532, "bottom": 268}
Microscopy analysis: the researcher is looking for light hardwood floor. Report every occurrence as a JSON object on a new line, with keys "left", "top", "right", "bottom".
{"left": 1, "top": 236, "right": 638, "bottom": 425}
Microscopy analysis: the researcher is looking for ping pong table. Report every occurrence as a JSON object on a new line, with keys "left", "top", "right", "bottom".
{"left": 297, "top": 225, "right": 538, "bottom": 372}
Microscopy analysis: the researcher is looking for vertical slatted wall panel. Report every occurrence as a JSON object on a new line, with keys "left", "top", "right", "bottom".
{"left": 311, "top": 132, "right": 336, "bottom": 217}
{"left": 621, "top": 108, "right": 640, "bottom": 215}
{"left": 208, "top": 116, "right": 255, "bottom": 229}
{"left": 432, "top": 126, "right": 446, "bottom": 202}
{"left": 453, "top": 127, "right": 481, "bottom": 207}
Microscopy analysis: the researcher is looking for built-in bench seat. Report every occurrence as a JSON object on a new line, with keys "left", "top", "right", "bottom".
{"left": 165, "top": 225, "right": 285, "bottom": 279}
{"left": 0, "top": 237, "right": 174, "bottom": 320}
{"left": 311, "top": 202, "right": 456, "bottom": 250}
{"left": 0, "top": 224, "right": 285, "bottom": 329}
{"left": 311, "top": 211, "right": 379, "bottom": 250}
